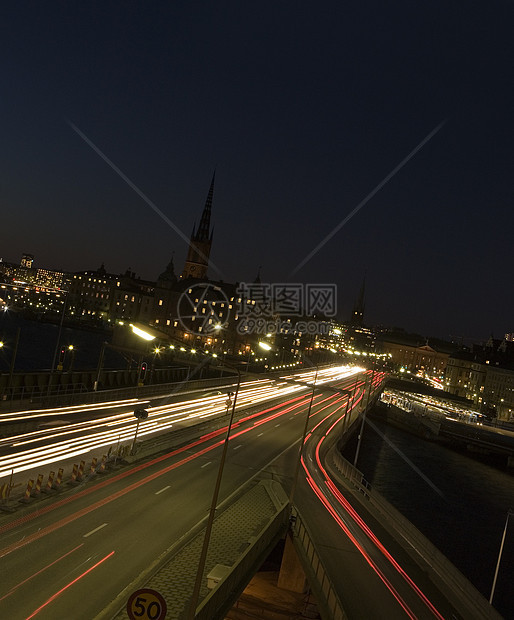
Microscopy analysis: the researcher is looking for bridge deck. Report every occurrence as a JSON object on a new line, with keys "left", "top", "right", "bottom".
{"left": 107, "top": 479, "right": 288, "bottom": 620}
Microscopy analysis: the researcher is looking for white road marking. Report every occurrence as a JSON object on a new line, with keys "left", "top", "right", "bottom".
{"left": 275, "top": 423, "right": 280, "bottom": 427}
{"left": 155, "top": 485, "right": 171, "bottom": 495}
{"left": 201, "top": 461, "right": 212, "bottom": 468}
{"left": 233, "top": 444, "right": 242, "bottom": 450}
{"left": 257, "top": 432, "right": 264, "bottom": 437}
{"left": 83, "top": 523, "right": 108, "bottom": 538}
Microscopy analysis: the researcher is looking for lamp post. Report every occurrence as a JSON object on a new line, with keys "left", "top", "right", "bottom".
{"left": 67, "top": 345, "right": 75, "bottom": 373}
{"left": 187, "top": 359, "right": 241, "bottom": 620}
{"left": 289, "top": 365, "right": 319, "bottom": 505}
{"left": 490, "top": 510, "right": 513, "bottom": 605}
{"left": 245, "top": 345, "right": 252, "bottom": 374}
{"left": 353, "top": 355, "right": 376, "bottom": 467}
{"left": 0, "top": 327, "right": 21, "bottom": 402}
{"left": 341, "top": 388, "right": 353, "bottom": 434}
{"left": 47, "top": 291, "right": 68, "bottom": 396}
{"left": 150, "top": 345, "right": 162, "bottom": 384}
{"left": 94, "top": 341, "right": 108, "bottom": 392}
{"left": 130, "top": 406, "right": 148, "bottom": 455}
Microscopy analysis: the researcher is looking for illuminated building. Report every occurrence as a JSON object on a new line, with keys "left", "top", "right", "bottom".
{"left": 67, "top": 264, "right": 117, "bottom": 321}
{"left": 377, "top": 333, "right": 454, "bottom": 377}
{"left": 20, "top": 253, "right": 34, "bottom": 268}
{"left": 445, "top": 336, "right": 514, "bottom": 420}
{"left": 110, "top": 271, "right": 155, "bottom": 323}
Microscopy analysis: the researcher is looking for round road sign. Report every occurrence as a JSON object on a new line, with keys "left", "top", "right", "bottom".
{"left": 127, "top": 588, "right": 167, "bottom": 620}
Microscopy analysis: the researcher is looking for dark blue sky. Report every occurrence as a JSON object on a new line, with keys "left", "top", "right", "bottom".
{"left": 2, "top": 1, "right": 513, "bottom": 341}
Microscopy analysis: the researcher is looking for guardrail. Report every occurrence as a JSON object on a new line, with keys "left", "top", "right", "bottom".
{"left": 289, "top": 507, "right": 347, "bottom": 620}
{"left": 330, "top": 450, "right": 500, "bottom": 620}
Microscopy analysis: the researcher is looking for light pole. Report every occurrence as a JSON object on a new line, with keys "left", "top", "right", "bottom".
{"left": 289, "top": 366, "right": 319, "bottom": 505}
{"left": 341, "top": 388, "right": 353, "bottom": 434}
{"left": 354, "top": 355, "right": 376, "bottom": 467}
{"left": 47, "top": 291, "right": 68, "bottom": 395}
{"left": 244, "top": 345, "right": 252, "bottom": 374}
{"left": 490, "top": 510, "right": 513, "bottom": 605}
{"left": 130, "top": 406, "right": 148, "bottom": 455}
{"left": 67, "top": 345, "right": 75, "bottom": 373}
{"left": 94, "top": 341, "right": 108, "bottom": 392}
{"left": 0, "top": 328, "right": 21, "bottom": 402}
{"left": 187, "top": 359, "right": 241, "bottom": 619}
{"left": 150, "top": 345, "right": 162, "bottom": 384}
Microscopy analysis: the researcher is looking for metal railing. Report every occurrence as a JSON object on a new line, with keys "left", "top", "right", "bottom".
{"left": 330, "top": 450, "right": 500, "bottom": 619}
{"left": 289, "top": 507, "right": 347, "bottom": 620}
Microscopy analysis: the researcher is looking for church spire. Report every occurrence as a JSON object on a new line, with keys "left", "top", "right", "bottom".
{"left": 196, "top": 171, "right": 215, "bottom": 242}
{"left": 181, "top": 172, "right": 215, "bottom": 280}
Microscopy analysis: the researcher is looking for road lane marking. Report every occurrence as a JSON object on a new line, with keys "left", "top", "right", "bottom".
{"left": 83, "top": 523, "right": 108, "bottom": 538}
{"left": 233, "top": 445, "right": 242, "bottom": 450}
{"left": 0, "top": 543, "right": 84, "bottom": 603}
{"left": 257, "top": 432, "right": 264, "bottom": 437}
{"left": 155, "top": 485, "right": 171, "bottom": 495}
{"left": 275, "top": 423, "right": 280, "bottom": 427}
{"left": 0, "top": 390, "right": 317, "bottom": 557}
{"left": 201, "top": 461, "right": 212, "bottom": 468}
{"left": 25, "top": 550, "right": 115, "bottom": 619}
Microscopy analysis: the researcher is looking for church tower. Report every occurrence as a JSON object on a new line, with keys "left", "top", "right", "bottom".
{"left": 181, "top": 173, "right": 215, "bottom": 280}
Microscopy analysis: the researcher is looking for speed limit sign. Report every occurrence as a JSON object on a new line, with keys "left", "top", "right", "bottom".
{"left": 127, "top": 588, "right": 167, "bottom": 620}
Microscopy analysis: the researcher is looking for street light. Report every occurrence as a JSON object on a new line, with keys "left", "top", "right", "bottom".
{"left": 48, "top": 291, "right": 69, "bottom": 395}
{"left": 0, "top": 329, "right": 21, "bottom": 402}
{"left": 130, "top": 406, "right": 149, "bottom": 455}
{"left": 289, "top": 366, "right": 319, "bottom": 505}
{"left": 130, "top": 324, "right": 156, "bottom": 341}
{"left": 490, "top": 510, "right": 513, "bottom": 604}
{"left": 67, "top": 345, "right": 75, "bottom": 373}
{"left": 340, "top": 388, "right": 353, "bottom": 434}
{"left": 188, "top": 359, "right": 241, "bottom": 620}
{"left": 353, "top": 354, "right": 377, "bottom": 467}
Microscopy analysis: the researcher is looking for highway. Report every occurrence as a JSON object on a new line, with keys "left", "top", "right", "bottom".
{"left": 0, "top": 365, "right": 357, "bottom": 479}
{"left": 0, "top": 366, "right": 486, "bottom": 620}
{"left": 0, "top": 366, "right": 361, "bottom": 619}
{"left": 296, "top": 369, "right": 466, "bottom": 619}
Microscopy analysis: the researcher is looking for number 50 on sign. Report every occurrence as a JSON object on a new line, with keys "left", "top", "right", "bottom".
{"left": 127, "top": 588, "right": 167, "bottom": 620}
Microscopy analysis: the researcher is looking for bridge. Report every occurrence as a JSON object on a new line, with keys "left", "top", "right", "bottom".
{"left": 0, "top": 366, "right": 501, "bottom": 619}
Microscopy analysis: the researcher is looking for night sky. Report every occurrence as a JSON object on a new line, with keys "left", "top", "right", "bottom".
{"left": 2, "top": 1, "right": 513, "bottom": 341}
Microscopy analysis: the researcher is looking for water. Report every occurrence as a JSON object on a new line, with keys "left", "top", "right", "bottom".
{"left": 342, "top": 419, "right": 514, "bottom": 618}
{"left": 0, "top": 312, "right": 123, "bottom": 372}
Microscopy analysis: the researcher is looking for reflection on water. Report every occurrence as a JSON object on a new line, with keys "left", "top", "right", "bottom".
{"left": 0, "top": 312, "right": 118, "bottom": 371}
{"left": 342, "top": 419, "right": 514, "bottom": 618}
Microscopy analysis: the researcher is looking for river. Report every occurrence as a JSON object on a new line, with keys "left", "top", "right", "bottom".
{"left": 342, "top": 418, "right": 514, "bottom": 618}
{"left": 0, "top": 312, "right": 121, "bottom": 372}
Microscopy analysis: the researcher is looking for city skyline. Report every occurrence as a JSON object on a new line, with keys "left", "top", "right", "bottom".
{"left": 2, "top": 2, "right": 513, "bottom": 340}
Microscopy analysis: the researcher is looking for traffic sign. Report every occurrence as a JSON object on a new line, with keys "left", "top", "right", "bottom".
{"left": 127, "top": 588, "right": 167, "bottom": 620}
{"left": 134, "top": 407, "right": 149, "bottom": 420}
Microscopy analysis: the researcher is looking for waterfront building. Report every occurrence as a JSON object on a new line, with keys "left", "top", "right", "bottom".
{"left": 377, "top": 331, "right": 455, "bottom": 377}
{"left": 444, "top": 336, "right": 514, "bottom": 420}
{"left": 67, "top": 265, "right": 118, "bottom": 322}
